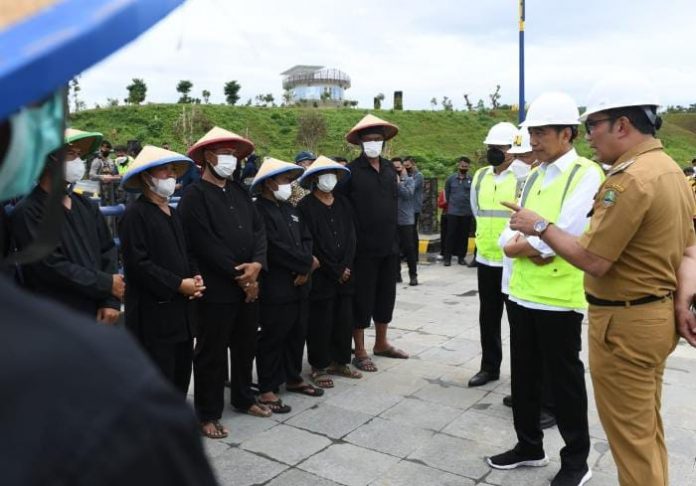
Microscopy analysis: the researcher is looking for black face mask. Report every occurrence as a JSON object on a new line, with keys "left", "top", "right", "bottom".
{"left": 459, "top": 168, "right": 468, "bottom": 175}
{"left": 100, "top": 150, "right": 110, "bottom": 157}
{"left": 486, "top": 147, "right": 506, "bottom": 166}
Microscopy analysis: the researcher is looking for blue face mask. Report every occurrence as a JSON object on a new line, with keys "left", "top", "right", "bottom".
{"left": 0, "top": 90, "right": 64, "bottom": 201}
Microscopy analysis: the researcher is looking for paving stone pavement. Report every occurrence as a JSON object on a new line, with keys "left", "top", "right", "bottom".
{"left": 196, "top": 260, "right": 696, "bottom": 485}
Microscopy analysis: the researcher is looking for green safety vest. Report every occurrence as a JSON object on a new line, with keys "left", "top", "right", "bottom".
{"left": 509, "top": 157, "right": 604, "bottom": 309}
{"left": 115, "top": 156, "right": 133, "bottom": 176}
{"left": 473, "top": 166, "right": 520, "bottom": 264}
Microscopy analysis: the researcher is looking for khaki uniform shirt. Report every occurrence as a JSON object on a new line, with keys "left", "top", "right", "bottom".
{"left": 580, "top": 139, "right": 696, "bottom": 301}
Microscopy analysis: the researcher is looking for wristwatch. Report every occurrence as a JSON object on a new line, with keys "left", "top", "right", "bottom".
{"left": 533, "top": 219, "right": 550, "bottom": 236}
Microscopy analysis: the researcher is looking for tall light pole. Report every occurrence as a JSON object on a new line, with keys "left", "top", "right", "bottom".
{"left": 518, "top": 0, "right": 526, "bottom": 123}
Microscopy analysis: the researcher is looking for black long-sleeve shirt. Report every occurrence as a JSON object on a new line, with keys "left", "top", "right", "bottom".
{"left": 338, "top": 155, "right": 398, "bottom": 257}
{"left": 178, "top": 179, "right": 267, "bottom": 303}
{"left": 0, "top": 276, "right": 218, "bottom": 486}
{"left": 119, "top": 197, "right": 197, "bottom": 344}
{"left": 10, "top": 186, "right": 119, "bottom": 317}
{"left": 297, "top": 193, "right": 356, "bottom": 300}
{"left": 255, "top": 197, "right": 313, "bottom": 304}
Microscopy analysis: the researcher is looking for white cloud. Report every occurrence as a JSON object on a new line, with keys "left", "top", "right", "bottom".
{"left": 78, "top": 0, "right": 696, "bottom": 110}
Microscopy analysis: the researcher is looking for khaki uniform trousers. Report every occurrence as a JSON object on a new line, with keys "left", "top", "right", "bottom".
{"left": 588, "top": 298, "right": 678, "bottom": 486}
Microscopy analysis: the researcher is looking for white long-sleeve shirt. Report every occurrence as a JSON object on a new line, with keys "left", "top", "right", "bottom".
{"left": 508, "top": 148, "right": 602, "bottom": 313}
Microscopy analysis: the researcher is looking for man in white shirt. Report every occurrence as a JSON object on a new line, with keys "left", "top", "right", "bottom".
{"left": 487, "top": 92, "right": 603, "bottom": 486}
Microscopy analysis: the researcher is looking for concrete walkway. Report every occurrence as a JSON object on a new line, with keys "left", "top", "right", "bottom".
{"left": 201, "top": 259, "right": 696, "bottom": 486}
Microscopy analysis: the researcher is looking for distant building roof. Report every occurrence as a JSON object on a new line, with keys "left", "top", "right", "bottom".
{"left": 280, "top": 65, "right": 324, "bottom": 76}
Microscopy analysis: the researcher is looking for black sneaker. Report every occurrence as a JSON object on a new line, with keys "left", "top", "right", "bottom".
{"left": 487, "top": 448, "right": 549, "bottom": 470}
{"left": 551, "top": 465, "right": 592, "bottom": 486}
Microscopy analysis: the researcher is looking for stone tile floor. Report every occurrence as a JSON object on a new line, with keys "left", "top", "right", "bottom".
{"left": 197, "top": 260, "right": 696, "bottom": 485}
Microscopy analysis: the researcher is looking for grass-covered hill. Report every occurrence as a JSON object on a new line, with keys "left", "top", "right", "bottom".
{"left": 70, "top": 105, "right": 696, "bottom": 179}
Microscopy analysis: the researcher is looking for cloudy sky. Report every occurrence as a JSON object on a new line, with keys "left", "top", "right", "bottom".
{"left": 79, "top": 0, "right": 696, "bottom": 110}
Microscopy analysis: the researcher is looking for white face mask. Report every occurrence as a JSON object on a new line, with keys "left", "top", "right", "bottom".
{"left": 148, "top": 176, "right": 176, "bottom": 198}
{"left": 212, "top": 154, "right": 237, "bottom": 179}
{"left": 362, "top": 140, "right": 384, "bottom": 158}
{"left": 64, "top": 157, "right": 85, "bottom": 184}
{"left": 317, "top": 173, "right": 338, "bottom": 192}
{"left": 273, "top": 183, "right": 292, "bottom": 201}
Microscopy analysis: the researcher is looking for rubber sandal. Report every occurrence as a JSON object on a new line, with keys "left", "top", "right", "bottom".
{"left": 310, "top": 370, "right": 335, "bottom": 389}
{"left": 286, "top": 383, "right": 325, "bottom": 397}
{"left": 237, "top": 403, "right": 272, "bottom": 417}
{"left": 258, "top": 398, "right": 291, "bottom": 414}
{"left": 352, "top": 356, "right": 378, "bottom": 372}
{"left": 200, "top": 420, "right": 228, "bottom": 439}
{"left": 373, "top": 345, "right": 409, "bottom": 359}
{"left": 327, "top": 364, "right": 363, "bottom": 379}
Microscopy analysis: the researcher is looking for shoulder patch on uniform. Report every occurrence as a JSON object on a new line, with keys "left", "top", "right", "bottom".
{"left": 607, "top": 159, "right": 636, "bottom": 177}
{"left": 604, "top": 182, "right": 625, "bottom": 193}
{"left": 291, "top": 214, "right": 299, "bottom": 223}
{"left": 601, "top": 188, "right": 618, "bottom": 208}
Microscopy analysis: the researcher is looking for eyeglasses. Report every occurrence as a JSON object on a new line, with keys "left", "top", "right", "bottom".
{"left": 584, "top": 117, "right": 615, "bottom": 135}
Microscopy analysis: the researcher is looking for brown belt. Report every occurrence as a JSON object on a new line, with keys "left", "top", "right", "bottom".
{"left": 585, "top": 293, "right": 671, "bottom": 307}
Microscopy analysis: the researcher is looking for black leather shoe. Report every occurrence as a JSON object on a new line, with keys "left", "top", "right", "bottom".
{"left": 468, "top": 370, "right": 499, "bottom": 387}
{"left": 503, "top": 394, "right": 513, "bottom": 407}
{"left": 443, "top": 258, "right": 451, "bottom": 266}
{"left": 409, "top": 276, "right": 418, "bottom": 286}
{"left": 458, "top": 256, "right": 467, "bottom": 265}
{"left": 540, "top": 409, "right": 557, "bottom": 429}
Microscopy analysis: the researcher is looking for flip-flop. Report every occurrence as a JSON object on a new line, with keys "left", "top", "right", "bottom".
{"left": 327, "top": 364, "right": 363, "bottom": 379}
{"left": 200, "top": 420, "right": 228, "bottom": 439}
{"left": 258, "top": 398, "right": 291, "bottom": 414}
{"left": 352, "top": 356, "right": 378, "bottom": 372}
{"left": 286, "top": 383, "right": 325, "bottom": 397}
{"left": 310, "top": 370, "right": 335, "bottom": 389}
{"left": 237, "top": 403, "right": 272, "bottom": 417}
{"left": 373, "top": 346, "right": 409, "bottom": 359}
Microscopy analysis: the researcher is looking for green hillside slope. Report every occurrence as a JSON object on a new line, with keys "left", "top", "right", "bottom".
{"left": 70, "top": 105, "right": 696, "bottom": 178}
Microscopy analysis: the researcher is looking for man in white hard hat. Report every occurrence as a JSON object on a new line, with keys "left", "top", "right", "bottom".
{"left": 508, "top": 77, "right": 696, "bottom": 486}
{"left": 488, "top": 92, "right": 604, "bottom": 486}
{"left": 467, "top": 122, "right": 517, "bottom": 388}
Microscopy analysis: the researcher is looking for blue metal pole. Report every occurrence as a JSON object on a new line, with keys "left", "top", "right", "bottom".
{"left": 518, "top": 0, "right": 526, "bottom": 124}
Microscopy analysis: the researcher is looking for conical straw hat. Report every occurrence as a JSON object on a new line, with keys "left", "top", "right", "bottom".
{"left": 250, "top": 157, "right": 304, "bottom": 193}
{"left": 121, "top": 145, "right": 193, "bottom": 192}
{"left": 65, "top": 128, "right": 102, "bottom": 157}
{"left": 298, "top": 155, "right": 350, "bottom": 189}
{"left": 345, "top": 114, "right": 399, "bottom": 145}
{"left": 187, "top": 126, "right": 255, "bottom": 165}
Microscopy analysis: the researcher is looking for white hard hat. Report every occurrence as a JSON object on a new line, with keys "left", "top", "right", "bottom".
{"left": 483, "top": 122, "right": 518, "bottom": 145}
{"left": 520, "top": 92, "right": 580, "bottom": 127}
{"left": 508, "top": 128, "right": 532, "bottom": 154}
{"left": 579, "top": 74, "right": 660, "bottom": 121}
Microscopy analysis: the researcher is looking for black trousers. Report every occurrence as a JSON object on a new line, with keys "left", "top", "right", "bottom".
{"left": 412, "top": 212, "right": 420, "bottom": 256}
{"left": 439, "top": 213, "right": 447, "bottom": 256}
{"left": 194, "top": 301, "right": 258, "bottom": 421}
{"left": 444, "top": 214, "right": 472, "bottom": 258}
{"left": 307, "top": 294, "right": 353, "bottom": 369}
{"left": 397, "top": 224, "right": 418, "bottom": 278}
{"left": 477, "top": 263, "right": 504, "bottom": 374}
{"left": 257, "top": 301, "right": 308, "bottom": 393}
{"left": 353, "top": 254, "right": 398, "bottom": 329}
{"left": 509, "top": 304, "right": 590, "bottom": 470}
{"left": 144, "top": 339, "right": 193, "bottom": 396}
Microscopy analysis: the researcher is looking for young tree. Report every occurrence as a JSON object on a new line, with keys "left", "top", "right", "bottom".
{"left": 176, "top": 80, "right": 194, "bottom": 104}
{"left": 125, "top": 78, "right": 147, "bottom": 105}
{"left": 430, "top": 97, "right": 438, "bottom": 110}
{"left": 489, "top": 84, "right": 502, "bottom": 110}
{"left": 463, "top": 94, "right": 474, "bottom": 111}
{"left": 373, "top": 92, "right": 385, "bottom": 110}
{"left": 476, "top": 99, "right": 486, "bottom": 111}
{"left": 106, "top": 98, "right": 119, "bottom": 107}
{"left": 202, "top": 89, "right": 211, "bottom": 104}
{"left": 441, "top": 96, "right": 453, "bottom": 111}
{"left": 224, "top": 80, "right": 241, "bottom": 105}
{"left": 296, "top": 110, "right": 327, "bottom": 153}
{"left": 69, "top": 76, "right": 83, "bottom": 113}
{"left": 282, "top": 89, "right": 293, "bottom": 106}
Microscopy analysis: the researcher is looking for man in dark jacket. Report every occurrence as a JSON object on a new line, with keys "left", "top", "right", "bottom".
{"left": 11, "top": 130, "right": 123, "bottom": 323}
{"left": 179, "top": 127, "right": 270, "bottom": 439}
{"left": 443, "top": 157, "right": 474, "bottom": 266}
{"left": 340, "top": 115, "right": 409, "bottom": 373}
